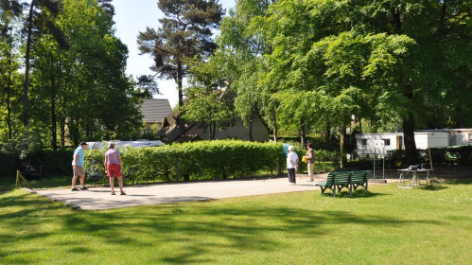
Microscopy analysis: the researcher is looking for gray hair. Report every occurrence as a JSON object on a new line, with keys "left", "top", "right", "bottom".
{"left": 108, "top": 142, "right": 115, "bottom": 149}
{"left": 288, "top": 145, "right": 295, "bottom": 151}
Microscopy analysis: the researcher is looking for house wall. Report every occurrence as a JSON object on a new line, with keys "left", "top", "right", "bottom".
{"left": 213, "top": 116, "right": 268, "bottom": 142}
{"left": 185, "top": 116, "right": 269, "bottom": 142}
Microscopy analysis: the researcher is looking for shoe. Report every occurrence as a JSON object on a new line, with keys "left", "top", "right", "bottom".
{"left": 80, "top": 186, "right": 88, "bottom": 190}
{"left": 71, "top": 187, "right": 79, "bottom": 191}
{"left": 120, "top": 192, "right": 126, "bottom": 195}
{"left": 111, "top": 192, "right": 116, "bottom": 195}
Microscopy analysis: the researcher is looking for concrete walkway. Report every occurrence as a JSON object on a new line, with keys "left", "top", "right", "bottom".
{"left": 34, "top": 174, "right": 394, "bottom": 210}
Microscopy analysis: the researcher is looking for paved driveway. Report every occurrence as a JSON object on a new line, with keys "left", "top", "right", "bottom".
{"left": 34, "top": 174, "right": 393, "bottom": 210}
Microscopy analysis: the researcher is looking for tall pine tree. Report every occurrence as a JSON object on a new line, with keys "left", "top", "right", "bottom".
{"left": 137, "top": 0, "right": 224, "bottom": 108}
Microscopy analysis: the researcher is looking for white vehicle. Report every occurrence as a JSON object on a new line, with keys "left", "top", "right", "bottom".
{"left": 86, "top": 140, "right": 165, "bottom": 150}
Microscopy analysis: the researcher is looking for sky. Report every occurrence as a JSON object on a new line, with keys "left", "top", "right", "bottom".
{"left": 113, "top": 0, "right": 237, "bottom": 108}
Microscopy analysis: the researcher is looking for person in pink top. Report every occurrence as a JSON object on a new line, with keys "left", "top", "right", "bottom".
{"left": 104, "top": 142, "right": 126, "bottom": 195}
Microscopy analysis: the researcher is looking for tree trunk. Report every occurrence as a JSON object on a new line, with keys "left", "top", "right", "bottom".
{"left": 23, "top": 0, "right": 36, "bottom": 127}
{"left": 212, "top": 122, "right": 216, "bottom": 140}
{"left": 51, "top": 87, "right": 57, "bottom": 150}
{"left": 60, "top": 117, "right": 65, "bottom": 148}
{"left": 6, "top": 53, "right": 13, "bottom": 139}
{"left": 325, "top": 119, "right": 331, "bottom": 142}
{"left": 403, "top": 112, "right": 419, "bottom": 165}
{"left": 249, "top": 120, "right": 254, "bottom": 141}
{"left": 300, "top": 118, "right": 306, "bottom": 148}
{"left": 272, "top": 108, "right": 278, "bottom": 142}
{"left": 50, "top": 59, "right": 59, "bottom": 150}
{"left": 339, "top": 124, "right": 346, "bottom": 168}
{"left": 177, "top": 61, "right": 186, "bottom": 136}
{"left": 60, "top": 84, "right": 68, "bottom": 148}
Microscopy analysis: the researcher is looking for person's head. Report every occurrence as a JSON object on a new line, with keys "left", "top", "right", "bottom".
{"left": 306, "top": 143, "right": 312, "bottom": 149}
{"left": 288, "top": 145, "right": 295, "bottom": 152}
{"left": 108, "top": 142, "right": 115, "bottom": 149}
{"left": 80, "top": 141, "right": 88, "bottom": 149}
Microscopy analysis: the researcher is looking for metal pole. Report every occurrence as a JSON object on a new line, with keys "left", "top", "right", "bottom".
{"left": 373, "top": 152, "right": 376, "bottom": 179}
{"left": 383, "top": 156, "right": 385, "bottom": 180}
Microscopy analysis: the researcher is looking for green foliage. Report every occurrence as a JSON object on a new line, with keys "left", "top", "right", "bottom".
{"left": 182, "top": 55, "right": 234, "bottom": 139}
{"left": 137, "top": 0, "right": 225, "bottom": 107}
{"left": 2, "top": 182, "right": 472, "bottom": 264}
{"left": 84, "top": 140, "right": 286, "bottom": 183}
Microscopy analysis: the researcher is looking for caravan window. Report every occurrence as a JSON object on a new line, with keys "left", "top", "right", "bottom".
{"left": 360, "top": 139, "right": 367, "bottom": 146}
{"left": 383, "top": 139, "right": 391, "bottom": 146}
{"left": 469, "top": 133, "right": 472, "bottom": 142}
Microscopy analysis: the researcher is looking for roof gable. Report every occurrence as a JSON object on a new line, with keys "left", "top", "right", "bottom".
{"left": 140, "top": 99, "right": 172, "bottom": 124}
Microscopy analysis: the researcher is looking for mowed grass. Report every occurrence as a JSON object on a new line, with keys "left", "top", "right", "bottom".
{"left": 1, "top": 181, "right": 471, "bottom": 265}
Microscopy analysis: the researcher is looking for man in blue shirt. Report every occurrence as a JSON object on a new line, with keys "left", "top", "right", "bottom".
{"left": 71, "top": 141, "right": 88, "bottom": 191}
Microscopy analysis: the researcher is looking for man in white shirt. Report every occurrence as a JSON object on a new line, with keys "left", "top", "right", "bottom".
{"left": 286, "top": 145, "right": 299, "bottom": 185}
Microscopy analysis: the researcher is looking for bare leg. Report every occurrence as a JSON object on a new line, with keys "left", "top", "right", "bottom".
{"left": 80, "top": 175, "right": 85, "bottom": 187}
{"left": 109, "top": 177, "right": 115, "bottom": 193}
{"left": 72, "top": 175, "right": 78, "bottom": 188}
{"left": 118, "top": 177, "right": 125, "bottom": 194}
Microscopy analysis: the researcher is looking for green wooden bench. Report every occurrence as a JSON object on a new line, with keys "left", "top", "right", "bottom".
{"left": 315, "top": 172, "right": 335, "bottom": 196}
{"left": 349, "top": 171, "right": 370, "bottom": 194}
{"left": 333, "top": 171, "right": 352, "bottom": 197}
{"left": 315, "top": 171, "right": 370, "bottom": 197}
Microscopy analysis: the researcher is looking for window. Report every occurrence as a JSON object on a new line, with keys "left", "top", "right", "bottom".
{"left": 469, "top": 133, "right": 472, "bottom": 142}
{"left": 383, "top": 139, "right": 391, "bottom": 146}
{"left": 360, "top": 139, "right": 367, "bottom": 146}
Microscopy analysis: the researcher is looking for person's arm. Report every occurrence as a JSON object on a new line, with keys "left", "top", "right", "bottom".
{"left": 104, "top": 153, "right": 108, "bottom": 168}
{"left": 291, "top": 154, "right": 298, "bottom": 167}
{"left": 74, "top": 154, "right": 78, "bottom": 168}
{"left": 305, "top": 150, "right": 313, "bottom": 159}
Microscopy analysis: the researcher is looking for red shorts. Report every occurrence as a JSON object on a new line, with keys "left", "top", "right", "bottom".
{"left": 106, "top": 163, "right": 122, "bottom": 177}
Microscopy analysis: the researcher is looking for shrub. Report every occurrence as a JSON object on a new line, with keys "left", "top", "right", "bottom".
{"left": 84, "top": 140, "right": 287, "bottom": 183}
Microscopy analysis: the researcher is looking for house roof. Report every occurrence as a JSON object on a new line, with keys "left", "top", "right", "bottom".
{"left": 140, "top": 99, "right": 172, "bottom": 124}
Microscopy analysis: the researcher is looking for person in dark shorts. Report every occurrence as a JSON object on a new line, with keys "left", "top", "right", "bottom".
{"left": 287, "top": 145, "right": 299, "bottom": 185}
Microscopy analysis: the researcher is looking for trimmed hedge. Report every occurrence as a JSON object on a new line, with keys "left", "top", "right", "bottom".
{"left": 0, "top": 151, "right": 21, "bottom": 178}
{"left": 0, "top": 149, "right": 74, "bottom": 178}
{"left": 85, "top": 140, "right": 287, "bottom": 182}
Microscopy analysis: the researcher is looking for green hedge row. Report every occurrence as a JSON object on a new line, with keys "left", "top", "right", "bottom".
{"left": 0, "top": 151, "right": 21, "bottom": 178}
{"left": 85, "top": 140, "right": 287, "bottom": 182}
{"left": 0, "top": 150, "right": 74, "bottom": 178}
{"left": 0, "top": 140, "right": 348, "bottom": 180}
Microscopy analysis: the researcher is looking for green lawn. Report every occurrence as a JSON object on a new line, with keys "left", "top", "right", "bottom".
{"left": 1, "top": 181, "right": 471, "bottom": 264}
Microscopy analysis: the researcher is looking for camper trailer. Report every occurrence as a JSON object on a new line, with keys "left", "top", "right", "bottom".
{"left": 355, "top": 132, "right": 449, "bottom": 157}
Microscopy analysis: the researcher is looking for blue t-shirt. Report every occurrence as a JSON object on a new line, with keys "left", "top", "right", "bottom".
{"left": 72, "top": 146, "right": 85, "bottom": 167}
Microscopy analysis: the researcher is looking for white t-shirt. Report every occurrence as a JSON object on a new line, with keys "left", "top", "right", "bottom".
{"left": 286, "top": 152, "right": 299, "bottom": 169}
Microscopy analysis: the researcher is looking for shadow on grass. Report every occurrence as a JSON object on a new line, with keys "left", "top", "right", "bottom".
{"left": 0, "top": 190, "right": 445, "bottom": 264}
{"left": 419, "top": 185, "right": 448, "bottom": 191}
{"left": 443, "top": 178, "right": 472, "bottom": 185}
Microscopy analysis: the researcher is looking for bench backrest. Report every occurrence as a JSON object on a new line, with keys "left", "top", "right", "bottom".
{"left": 333, "top": 171, "right": 350, "bottom": 185}
{"left": 350, "top": 171, "right": 368, "bottom": 183}
{"left": 325, "top": 172, "right": 335, "bottom": 185}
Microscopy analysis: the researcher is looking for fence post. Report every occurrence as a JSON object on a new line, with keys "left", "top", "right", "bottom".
{"left": 16, "top": 170, "right": 33, "bottom": 189}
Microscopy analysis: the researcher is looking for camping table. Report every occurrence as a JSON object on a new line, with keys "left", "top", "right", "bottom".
{"left": 398, "top": 169, "right": 434, "bottom": 189}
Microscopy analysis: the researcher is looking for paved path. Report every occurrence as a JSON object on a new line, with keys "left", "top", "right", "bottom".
{"left": 34, "top": 174, "right": 394, "bottom": 210}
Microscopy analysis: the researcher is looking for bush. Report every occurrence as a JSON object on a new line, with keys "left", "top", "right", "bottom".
{"left": 0, "top": 150, "right": 21, "bottom": 178}
{"left": 84, "top": 140, "right": 287, "bottom": 183}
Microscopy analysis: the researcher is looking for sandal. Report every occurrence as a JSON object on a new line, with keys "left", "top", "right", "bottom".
{"left": 120, "top": 192, "right": 126, "bottom": 195}
{"left": 111, "top": 192, "right": 116, "bottom": 195}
